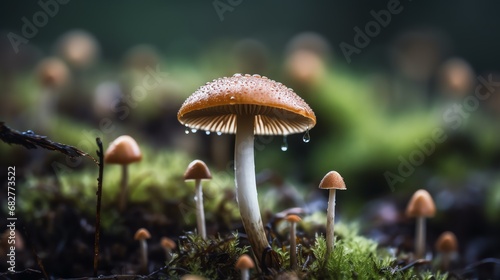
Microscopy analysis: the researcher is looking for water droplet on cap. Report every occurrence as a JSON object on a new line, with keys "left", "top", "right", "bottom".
{"left": 303, "top": 130, "right": 311, "bottom": 143}
{"left": 216, "top": 131, "right": 222, "bottom": 136}
{"left": 205, "top": 131, "right": 211, "bottom": 135}
{"left": 281, "top": 136, "right": 288, "bottom": 152}
{"left": 191, "top": 128, "right": 197, "bottom": 133}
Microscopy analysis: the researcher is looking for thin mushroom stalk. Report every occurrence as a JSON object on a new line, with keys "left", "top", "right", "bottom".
{"left": 235, "top": 115, "right": 269, "bottom": 260}
{"left": 139, "top": 239, "right": 148, "bottom": 273}
{"left": 194, "top": 178, "right": 206, "bottom": 239}
{"left": 415, "top": 216, "right": 426, "bottom": 259}
{"left": 119, "top": 164, "right": 128, "bottom": 212}
{"left": 325, "top": 189, "right": 337, "bottom": 257}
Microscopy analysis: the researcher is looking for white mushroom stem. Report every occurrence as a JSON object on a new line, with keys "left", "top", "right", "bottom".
{"left": 240, "top": 268, "right": 249, "bottom": 280}
{"left": 289, "top": 221, "right": 298, "bottom": 269}
{"left": 235, "top": 114, "right": 269, "bottom": 264}
{"left": 415, "top": 216, "right": 426, "bottom": 259}
{"left": 139, "top": 239, "right": 148, "bottom": 274}
{"left": 119, "top": 164, "right": 128, "bottom": 212}
{"left": 440, "top": 252, "right": 451, "bottom": 271}
{"left": 325, "top": 189, "right": 337, "bottom": 257}
{"left": 194, "top": 178, "right": 207, "bottom": 240}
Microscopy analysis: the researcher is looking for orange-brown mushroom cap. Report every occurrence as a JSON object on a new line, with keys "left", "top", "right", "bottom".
{"left": 285, "top": 214, "right": 302, "bottom": 223}
{"left": 134, "top": 228, "right": 151, "bottom": 240}
{"left": 177, "top": 74, "right": 316, "bottom": 135}
{"left": 104, "top": 135, "right": 142, "bottom": 164}
{"left": 318, "top": 171, "right": 347, "bottom": 190}
{"left": 160, "top": 237, "right": 176, "bottom": 250}
{"left": 235, "top": 254, "right": 255, "bottom": 269}
{"left": 184, "top": 160, "right": 212, "bottom": 180}
{"left": 405, "top": 189, "right": 436, "bottom": 218}
{"left": 435, "top": 231, "right": 458, "bottom": 253}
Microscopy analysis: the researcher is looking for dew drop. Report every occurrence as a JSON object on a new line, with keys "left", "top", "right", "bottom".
{"left": 185, "top": 128, "right": 190, "bottom": 134}
{"left": 281, "top": 136, "right": 288, "bottom": 151}
{"left": 23, "top": 130, "right": 34, "bottom": 135}
{"left": 205, "top": 131, "right": 211, "bottom": 135}
{"left": 191, "top": 128, "right": 198, "bottom": 133}
{"left": 303, "top": 130, "right": 311, "bottom": 143}
{"left": 216, "top": 131, "right": 222, "bottom": 136}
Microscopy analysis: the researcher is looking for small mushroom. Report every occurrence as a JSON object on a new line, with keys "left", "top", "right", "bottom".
{"left": 318, "top": 171, "right": 347, "bottom": 257}
{"left": 235, "top": 254, "right": 255, "bottom": 280}
{"left": 134, "top": 228, "right": 151, "bottom": 274}
{"left": 184, "top": 160, "right": 212, "bottom": 240}
{"left": 35, "top": 57, "right": 70, "bottom": 131}
{"left": 160, "top": 237, "right": 176, "bottom": 262}
{"left": 178, "top": 74, "right": 316, "bottom": 266}
{"left": 104, "top": 135, "right": 142, "bottom": 212}
{"left": 285, "top": 214, "right": 302, "bottom": 269}
{"left": 435, "top": 231, "right": 458, "bottom": 271}
{"left": 405, "top": 189, "right": 436, "bottom": 259}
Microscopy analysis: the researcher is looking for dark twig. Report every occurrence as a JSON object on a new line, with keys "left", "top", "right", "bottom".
{"left": 0, "top": 122, "right": 98, "bottom": 164}
{"left": 23, "top": 226, "right": 49, "bottom": 280}
{"left": 93, "top": 138, "right": 104, "bottom": 277}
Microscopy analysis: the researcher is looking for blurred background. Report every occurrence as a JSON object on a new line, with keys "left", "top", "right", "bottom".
{"left": 1, "top": 0, "right": 500, "bottom": 276}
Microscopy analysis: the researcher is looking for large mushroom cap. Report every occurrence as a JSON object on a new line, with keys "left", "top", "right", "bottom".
{"left": 318, "top": 171, "right": 347, "bottom": 190}
{"left": 104, "top": 135, "right": 142, "bottom": 164}
{"left": 177, "top": 74, "right": 316, "bottom": 135}
{"left": 405, "top": 189, "right": 436, "bottom": 218}
{"left": 184, "top": 159, "right": 212, "bottom": 180}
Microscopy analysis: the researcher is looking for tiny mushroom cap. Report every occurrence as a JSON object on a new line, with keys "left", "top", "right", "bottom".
{"left": 436, "top": 231, "right": 458, "bottom": 253}
{"left": 318, "top": 171, "right": 347, "bottom": 190}
{"left": 184, "top": 160, "right": 212, "bottom": 180}
{"left": 177, "top": 74, "right": 316, "bottom": 135}
{"left": 134, "top": 228, "right": 151, "bottom": 240}
{"left": 160, "top": 237, "right": 176, "bottom": 250}
{"left": 405, "top": 189, "right": 436, "bottom": 218}
{"left": 105, "top": 135, "right": 142, "bottom": 164}
{"left": 235, "top": 254, "right": 255, "bottom": 270}
{"left": 285, "top": 214, "right": 302, "bottom": 223}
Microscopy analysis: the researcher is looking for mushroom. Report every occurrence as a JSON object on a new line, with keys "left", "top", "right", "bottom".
{"left": 318, "top": 171, "right": 347, "bottom": 257}
{"left": 235, "top": 254, "right": 255, "bottom": 280}
{"left": 435, "top": 231, "right": 458, "bottom": 271}
{"left": 134, "top": 228, "right": 151, "bottom": 274}
{"left": 104, "top": 135, "right": 142, "bottom": 212}
{"left": 184, "top": 159, "right": 212, "bottom": 240}
{"left": 405, "top": 189, "right": 436, "bottom": 259}
{"left": 56, "top": 30, "right": 99, "bottom": 70}
{"left": 160, "top": 236, "right": 176, "bottom": 262}
{"left": 285, "top": 214, "right": 302, "bottom": 269}
{"left": 178, "top": 74, "right": 316, "bottom": 265}
{"left": 35, "top": 57, "right": 70, "bottom": 132}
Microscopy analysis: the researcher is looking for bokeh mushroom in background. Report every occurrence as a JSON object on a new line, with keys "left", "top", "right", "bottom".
{"left": 437, "top": 57, "right": 475, "bottom": 99}
{"left": 184, "top": 159, "right": 212, "bottom": 240}
{"left": 134, "top": 228, "right": 151, "bottom": 274}
{"left": 56, "top": 30, "right": 99, "bottom": 71}
{"left": 104, "top": 135, "right": 142, "bottom": 212}
{"left": 435, "top": 231, "right": 458, "bottom": 271}
{"left": 178, "top": 73, "right": 316, "bottom": 266}
{"left": 285, "top": 214, "right": 302, "bottom": 269}
{"left": 284, "top": 32, "right": 331, "bottom": 92}
{"left": 318, "top": 171, "right": 347, "bottom": 257}
{"left": 160, "top": 236, "right": 176, "bottom": 262}
{"left": 405, "top": 189, "right": 436, "bottom": 259}
{"left": 235, "top": 254, "right": 255, "bottom": 280}
{"left": 35, "top": 57, "right": 70, "bottom": 132}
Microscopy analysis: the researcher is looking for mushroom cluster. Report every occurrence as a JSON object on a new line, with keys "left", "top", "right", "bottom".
{"left": 178, "top": 73, "right": 316, "bottom": 265}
